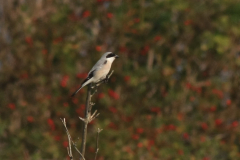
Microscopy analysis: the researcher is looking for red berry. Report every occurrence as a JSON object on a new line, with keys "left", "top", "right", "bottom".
{"left": 131, "top": 134, "right": 139, "bottom": 140}
{"left": 178, "top": 149, "right": 184, "bottom": 155}
{"left": 82, "top": 10, "right": 91, "bottom": 18}
{"left": 167, "top": 124, "right": 176, "bottom": 131}
{"left": 108, "top": 89, "right": 120, "bottom": 100}
{"left": 154, "top": 36, "right": 161, "bottom": 41}
{"left": 209, "top": 106, "right": 216, "bottom": 112}
{"left": 107, "top": 13, "right": 113, "bottom": 19}
{"left": 124, "top": 76, "right": 130, "bottom": 82}
{"left": 150, "top": 107, "right": 161, "bottom": 113}
{"left": 25, "top": 36, "right": 33, "bottom": 45}
{"left": 134, "top": 18, "right": 140, "bottom": 23}
{"left": 215, "top": 119, "right": 223, "bottom": 126}
{"left": 183, "top": 133, "right": 189, "bottom": 140}
{"left": 136, "top": 128, "right": 144, "bottom": 134}
{"left": 47, "top": 118, "right": 55, "bottom": 131}
{"left": 77, "top": 73, "right": 88, "bottom": 79}
{"left": 97, "top": 93, "right": 105, "bottom": 99}
{"left": 95, "top": 45, "right": 102, "bottom": 52}
{"left": 137, "top": 142, "right": 143, "bottom": 148}
{"left": 27, "top": 116, "right": 34, "bottom": 123}
{"left": 109, "top": 107, "right": 117, "bottom": 113}
{"left": 184, "top": 20, "right": 192, "bottom": 26}
{"left": 8, "top": 103, "right": 16, "bottom": 110}
{"left": 63, "top": 102, "right": 69, "bottom": 107}
{"left": 54, "top": 135, "right": 61, "bottom": 141}
{"left": 42, "top": 49, "right": 48, "bottom": 55}
{"left": 232, "top": 121, "right": 238, "bottom": 127}
{"left": 201, "top": 122, "right": 208, "bottom": 130}
{"left": 63, "top": 141, "right": 68, "bottom": 148}
{"left": 226, "top": 99, "right": 231, "bottom": 106}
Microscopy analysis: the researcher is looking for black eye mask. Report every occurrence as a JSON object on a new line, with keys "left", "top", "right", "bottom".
{"left": 106, "top": 53, "right": 115, "bottom": 58}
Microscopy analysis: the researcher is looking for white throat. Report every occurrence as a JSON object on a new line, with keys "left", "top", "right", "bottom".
{"left": 107, "top": 57, "right": 115, "bottom": 64}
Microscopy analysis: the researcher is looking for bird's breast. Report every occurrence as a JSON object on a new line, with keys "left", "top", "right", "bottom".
{"left": 92, "top": 63, "right": 111, "bottom": 82}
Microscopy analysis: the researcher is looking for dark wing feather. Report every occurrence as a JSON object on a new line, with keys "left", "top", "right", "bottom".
{"left": 71, "top": 70, "right": 95, "bottom": 97}
{"left": 81, "top": 70, "right": 94, "bottom": 85}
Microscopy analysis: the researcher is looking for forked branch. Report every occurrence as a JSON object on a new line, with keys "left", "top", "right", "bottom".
{"left": 60, "top": 118, "right": 85, "bottom": 160}
{"left": 80, "top": 70, "right": 114, "bottom": 159}
{"left": 94, "top": 128, "right": 103, "bottom": 160}
{"left": 62, "top": 70, "right": 114, "bottom": 160}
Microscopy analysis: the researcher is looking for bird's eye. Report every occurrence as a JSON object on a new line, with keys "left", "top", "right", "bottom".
{"left": 106, "top": 53, "right": 115, "bottom": 58}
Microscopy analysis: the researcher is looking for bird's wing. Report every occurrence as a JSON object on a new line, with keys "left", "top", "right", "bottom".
{"left": 81, "top": 70, "right": 94, "bottom": 85}
{"left": 71, "top": 54, "right": 109, "bottom": 97}
{"left": 89, "top": 58, "right": 106, "bottom": 74}
{"left": 71, "top": 70, "right": 95, "bottom": 97}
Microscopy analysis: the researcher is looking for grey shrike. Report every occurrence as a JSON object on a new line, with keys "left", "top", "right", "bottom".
{"left": 71, "top": 52, "right": 119, "bottom": 97}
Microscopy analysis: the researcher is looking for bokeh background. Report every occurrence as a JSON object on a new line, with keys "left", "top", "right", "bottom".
{"left": 1, "top": 0, "right": 240, "bottom": 159}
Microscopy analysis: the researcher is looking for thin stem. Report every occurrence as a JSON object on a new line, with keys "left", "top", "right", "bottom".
{"left": 80, "top": 84, "right": 92, "bottom": 159}
{"left": 61, "top": 118, "right": 73, "bottom": 159}
{"left": 61, "top": 118, "right": 85, "bottom": 160}
{"left": 94, "top": 128, "right": 102, "bottom": 160}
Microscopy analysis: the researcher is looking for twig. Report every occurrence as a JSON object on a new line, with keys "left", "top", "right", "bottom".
{"left": 61, "top": 118, "right": 85, "bottom": 160}
{"left": 108, "top": 70, "right": 114, "bottom": 79}
{"left": 61, "top": 118, "right": 73, "bottom": 159}
{"left": 94, "top": 128, "right": 103, "bottom": 160}
{"left": 80, "top": 84, "right": 91, "bottom": 159}
{"left": 79, "top": 110, "right": 100, "bottom": 124}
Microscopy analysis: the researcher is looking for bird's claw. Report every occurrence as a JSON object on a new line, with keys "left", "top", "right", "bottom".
{"left": 104, "top": 78, "right": 108, "bottom": 83}
{"left": 104, "top": 75, "right": 110, "bottom": 83}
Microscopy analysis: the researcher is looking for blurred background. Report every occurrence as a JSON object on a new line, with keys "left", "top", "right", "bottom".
{"left": 1, "top": 0, "right": 240, "bottom": 159}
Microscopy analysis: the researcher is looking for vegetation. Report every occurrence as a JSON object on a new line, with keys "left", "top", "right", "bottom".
{"left": 1, "top": 0, "right": 240, "bottom": 159}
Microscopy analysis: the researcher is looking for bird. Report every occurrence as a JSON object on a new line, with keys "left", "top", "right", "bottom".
{"left": 71, "top": 52, "right": 119, "bottom": 97}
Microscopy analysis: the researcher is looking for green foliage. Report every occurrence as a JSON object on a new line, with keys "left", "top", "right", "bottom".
{"left": 1, "top": 0, "right": 240, "bottom": 159}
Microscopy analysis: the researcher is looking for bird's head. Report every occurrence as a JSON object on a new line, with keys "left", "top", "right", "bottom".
{"left": 106, "top": 52, "right": 119, "bottom": 59}
{"left": 104, "top": 52, "right": 119, "bottom": 63}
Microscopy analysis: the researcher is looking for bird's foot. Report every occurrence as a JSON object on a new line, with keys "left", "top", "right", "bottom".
{"left": 104, "top": 78, "right": 109, "bottom": 83}
{"left": 104, "top": 75, "right": 110, "bottom": 83}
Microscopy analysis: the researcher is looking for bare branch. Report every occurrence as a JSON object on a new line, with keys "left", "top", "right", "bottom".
{"left": 90, "top": 111, "right": 100, "bottom": 122}
{"left": 90, "top": 89, "right": 98, "bottom": 97}
{"left": 94, "top": 128, "right": 103, "bottom": 160}
{"left": 90, "top": 102, "right": 95, "bottom": 106}
{"left": 71, "top": 141, "right": 84, "bottom": 159}
{"left": 79, "top": 111, "right": 100, "bottom": 124}
{"left": 91, "top": 110, "right": 98, "bottom": 119}
{"left": 80, "top": 85, "right": 91, "bottom": 159}
{"left": 79, "top": 117, "right": 86, "bottom": 123}
{"left": 108, "top": 70, "right": 114, "bottom": 78}
{"left": 61, "top": 118, "right": 73, "bottom": 160}
{"left": 61, "top": 118, "right": 85, "bottom": 160}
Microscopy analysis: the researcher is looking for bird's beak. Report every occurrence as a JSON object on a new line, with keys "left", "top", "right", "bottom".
{"left": 115, "top": 55, "right": 119, "bottom": 58}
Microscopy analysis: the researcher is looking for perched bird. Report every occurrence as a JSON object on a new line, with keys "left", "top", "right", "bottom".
{"left": 71, "top": 52, "right": 119, "bottom": 97}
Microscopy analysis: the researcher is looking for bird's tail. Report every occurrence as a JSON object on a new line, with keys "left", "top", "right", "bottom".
{"left": 71, "top": 78, "right": 93, "bottom": 97}
{"left": 71, "top": 86, "right": 83, "bottom": 97}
